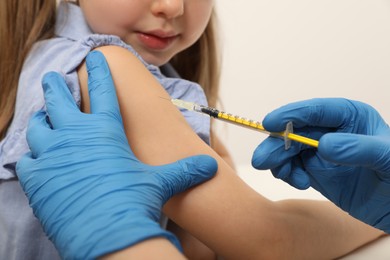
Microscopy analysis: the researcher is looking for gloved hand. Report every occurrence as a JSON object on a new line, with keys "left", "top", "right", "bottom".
{"left": 252, "top": 98, "right": 390, "bottom": 233}
{"left": 16, "top": 51, "right": 218, "bottom": 259}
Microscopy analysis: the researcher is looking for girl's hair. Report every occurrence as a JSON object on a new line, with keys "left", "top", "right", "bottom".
{"left": 0, "top": 0, "right": 56, "bottom": 139}
{"left": 0, "top": 2, "right": 220, "bottom": 139}
{"left": 170, "top": 10, "right": 220, "bottom": 108}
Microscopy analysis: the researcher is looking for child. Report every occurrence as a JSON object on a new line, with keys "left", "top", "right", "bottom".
{"left": 0, "top": 1, "right": 383, "bottom": 259}
{"left": 0, "top": 1, "right": 223, "bottom": 259}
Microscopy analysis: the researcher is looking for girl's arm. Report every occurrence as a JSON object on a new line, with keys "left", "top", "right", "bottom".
{"left": 101, "top": 238, "right": 186, "bottom": 260}
{"left": 78, "top": 46, "right": 383, "bottom": 259}
{"left": 211, "top": 133, "right": 235, "bottom": 170}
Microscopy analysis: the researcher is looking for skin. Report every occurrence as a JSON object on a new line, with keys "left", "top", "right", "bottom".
{"left": 101, "top": 238, "right": 185, "bottom": 260}
{"left": 74, "top": 0, "right": 383, "bottom": 258}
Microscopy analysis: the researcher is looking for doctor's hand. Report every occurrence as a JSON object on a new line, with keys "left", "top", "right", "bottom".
{"left": 251, "top": 98, "right": 390, "bottom": 233}
{"left": 16, "top": 51, "right": 218, "bottom": 260}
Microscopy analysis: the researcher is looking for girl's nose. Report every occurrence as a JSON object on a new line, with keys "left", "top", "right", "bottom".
{"left": 151, "top": 0, "right": 184, "bottom": 19}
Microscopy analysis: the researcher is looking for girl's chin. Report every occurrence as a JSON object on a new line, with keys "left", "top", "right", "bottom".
{"left": 128, "top": 42, "right": 174, "bottom": 66}
{"left": 136, "top": 51, "right": 172, "bottom": 66}
{"left": 143, "top": 56, "right": 170, "bottom": 67}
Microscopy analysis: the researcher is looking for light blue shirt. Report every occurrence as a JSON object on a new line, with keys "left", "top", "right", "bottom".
{"left": 0, "top": 2, "right": 210, "bottom": 259}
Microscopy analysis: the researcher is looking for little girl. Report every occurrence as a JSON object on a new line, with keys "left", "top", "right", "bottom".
{"left": 0, "top": 1, "right": 383, "bottom": 259}
{"left": 0, "top": 0, "right": 224, "bottom": 259}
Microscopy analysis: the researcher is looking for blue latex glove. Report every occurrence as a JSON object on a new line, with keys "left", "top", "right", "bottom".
{"left": 252, "top": 98, "right": 390, "bottom": 233}
{"left": 16, "top": 51, "right": 218, "bottom": 259}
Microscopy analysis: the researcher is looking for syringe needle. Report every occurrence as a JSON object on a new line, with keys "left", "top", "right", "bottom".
{"left": 171, "top": 99, "right": 197, "bottom": 111}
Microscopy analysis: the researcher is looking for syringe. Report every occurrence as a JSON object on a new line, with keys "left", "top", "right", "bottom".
{"left": 171, "top": 98, "right": 319, "bottom": 149}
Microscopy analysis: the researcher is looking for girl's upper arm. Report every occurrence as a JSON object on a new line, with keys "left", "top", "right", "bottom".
{"left": 78, "top": 46, "right": 207, "bottom": 164}
{"left": 211, "top": 134, "right": 236, "bottom": 170}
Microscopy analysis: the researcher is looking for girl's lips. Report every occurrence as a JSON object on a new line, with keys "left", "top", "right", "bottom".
{"left": 137, "top": 32, "right": 178, "bottom": 50}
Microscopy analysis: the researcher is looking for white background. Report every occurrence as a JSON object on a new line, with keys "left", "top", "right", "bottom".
{"left": 215, "top": 0, "right": 390, "bottom": 167}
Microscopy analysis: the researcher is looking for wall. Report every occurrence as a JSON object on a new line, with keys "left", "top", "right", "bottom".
{"left": 215, "top": 0, "right": 390, "bottom": 167}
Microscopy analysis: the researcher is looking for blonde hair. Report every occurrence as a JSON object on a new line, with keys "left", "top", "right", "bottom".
{"left": 0, "top": 2, "right": 220, "bottom": 139}
{"left": 0, "top": 0, "right": 56, "bottom": 139}
{"left": 170, "top": 10, "right": 221, "bottom": 108}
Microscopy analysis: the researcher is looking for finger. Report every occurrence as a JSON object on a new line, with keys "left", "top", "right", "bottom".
{"left": 42, "top": 72, "right": 79, "bottom": 128}
{"left": 280, "top": 162, "right": 311, "bottom": 190}
{"left": 270, "top": 158, "right": 310, "bottom": 190}
{"left": 15, "top": 152, "right": 35, "bottom": 186}
{"left": 155, "top": 155, "right": 218, "bottom": 202}
{"left": 286, "top": 167, "right": 311, "bottom": 190}
{"left": 26, "top": 111, "right": 54, "bottom": 158}
{"left": 251, "top": 136, "right": 300, "bottom": 170}
{"left": 262, "top": 98, "right": 357, "bottom": 132}
{"left": 319, "top": 133, "right": 390, "bottom": 174}
{"left": 86, "top": 51, "right": 121, "bottom": 118}
{"left": 271, "top": 161, "right": 293, "bottom": 180}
